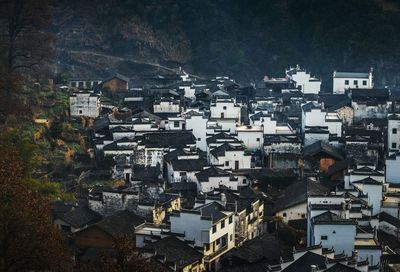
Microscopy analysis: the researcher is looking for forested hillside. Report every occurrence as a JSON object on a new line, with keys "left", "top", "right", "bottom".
{"left": 55, "top": 0, "right": 400, "bottom": 87}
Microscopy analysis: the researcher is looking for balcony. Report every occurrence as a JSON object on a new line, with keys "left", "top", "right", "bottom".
{"left": 204, "top": 244, "right": 229, "bottom": 262}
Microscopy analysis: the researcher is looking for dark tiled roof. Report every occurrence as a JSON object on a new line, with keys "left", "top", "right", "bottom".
{"left": 312, "top": 211, "right": 356, "bottom": 225}
{"left": 210, "top": 143, "right": 245, "bottom": 158}
{"left": 195, "top": 166, "right": 232, "bottom": 182}
{"left": 352, "top": 177, "right": 382, "bottom": 185}
{"left": 334, "top": 72, "right": 369, "bottom": 78}
{"left": 272, "top": 179, "right": 330, "bottom": 213}
{"left": 282, "top": 251, "right": 327, "bottom": 272}
{"left": 206, "top": 132, "right": 239, "bottom": 144}
{"left": 303, "top": 141, "right": 344, "bottom": 160}
{"left": 94, "top": 210, "right": 145, "bottom": 238}
{"left": 193, "top": 202, "right": 227, "bottom": 223}
{"left": 327, "top": 159, "right": 355, "bottom": 177}
{"left": 170, "top": 158, "right": 207, "bottom": 172}
{"left": 59, "top": 207, "right": 102, "bottom": 228}
{"left": 232, "top": 234, "right": 283, "bottom": 264}
{"left": 379, "top": 212, "right": 400, "bottom": 228}
{"left": 325, "top": 263, "right": 361, "bottom": 272}
{"left": 144, "top": 236, "right": 202, "bottom": 270}
{"left": 140, "top": 131, "right": 196, "bottom": 148}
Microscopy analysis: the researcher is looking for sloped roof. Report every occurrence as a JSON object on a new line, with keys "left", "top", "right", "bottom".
{"left": 171, "top": 158, "right": 207, "bottom": 172}
{"left": 193, "top": 202, "right": 227, "bottom": 223}
{"left": 195, "top": 166, "right": 232, "bottom": 182}
{"left": 282, "top": 251, "right": 327, "bottom": 272}
{"left": 334, "top": 72, "right": 369, "bottom": 78}
{"left": 144, "top": 236, "right": 202, "bottom": 270}
{"left": 325, "top": 263, "right": 361, "bottom": 272}
{"left": 232, "top": 234, "right": 282, "bottom": 264}
{"left": 312, "top": 211, "right": 356, "bottom": 225}
{"left": 210, "top": 143, "right": 245, "bottom": 158}
{"left": 59, "top": 207, "right": 102, "bottom": 228}
{"left": 303, "top": 141, "right": 344, "bottom": 160}
{"left": 94, "top": 210, "right": 145, "bottom": 238}
{"left": 140, "top": 131, "right": 196, "bottom": 148}
{"left": 273, "top": 179, "right": 330, "bottom": 213}
{"left": 352, "top": 177, "right": 382, "bottom": 185}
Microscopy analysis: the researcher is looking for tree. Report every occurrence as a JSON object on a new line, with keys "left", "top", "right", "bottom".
{"left": 0, "top": 0, "right": 53, "bottom": 74}
{"left": 77, "top": 237, "right": 156, "bottom": 272}
{"left": 0, "top": 131, "right": 71, "bottom": 271}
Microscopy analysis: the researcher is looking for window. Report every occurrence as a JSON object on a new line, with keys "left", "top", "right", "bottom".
{"left": 71, "top": 82, "right": 77, "bottom": 87}
{"left": 344, "top": 80, "right": 349, "bottom": 85}
{"left": 243, "top": 179, "right": 247, "bottom": 184}
{"left": 392, "top": 143, "right": 397, "bottom": 149}
{"left": 212, "top": 225, "right": 216, "bottom": 233}
{"left": 225, "top": 161, "right": 229, "bottom": 166}
{"left": 256, "top": 138, "right": 260, "bottom": 142}
{"left": 197, "top": 137, "right": 201, "bottom": 141}
{"left": 79, "top": 110, "right": 82, "bottom": 114}
{"left": 221, "top": 220, "right": 225, "bottom": 229}
{"left": 216, "top": 239, "right": 220, "bottom": 246}
{"left": 363, "top": 80, "right": 367, "bottom": 86}
{"left": 205, "top": 244, "right": 210, "bottom": 251}
{"left": 301, "top": 213, "right": 306, "bottom": 218}
{"left": 223, "top": 106, "right": 227, "bottom": 110}
{"left": 78, "top": 82, "right": 84, "bottom": 88}
{"left": 321, "top": 235, "right": 328, "bottom": 240}
{"left": 229, "top": 215, "right": 233, "bottom": 224}
{"left": 173, "top": 121, "right": 180, "bottom": 128}
{"left": 393, "top": 128, "right": 397, "bottom": 134}
{"left": 230, "top": 234, "right": 233, "bottom": 241}
{"left": 283, "top": 213, "right": 287, "bottom": 217}
{"left": 353, "top": 80, "right": 358, "bottom": 85}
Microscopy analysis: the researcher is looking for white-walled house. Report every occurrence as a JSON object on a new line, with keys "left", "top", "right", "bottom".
{"left": 195, "top": 166, "right": 240, "bottom": 193}
{"left": 165, "top": 116, "right": 186, "bottom": 130}
{"left": 153, "top": 97, "right": 180, "bottom": 113}
{"left": 236, "top": 125, "right": 264, "bottom": 151}
{"left": 352, "top": 178, "right": 383, "bottom": 216}
{"left": 185, "top": 111, "right": 209, "bottom": 151}
{"left": 386, "top": 153, "right": 400, "bottom": 184}
{"left": 301, "top": 102, "right": 342, "bottom": 137}
{"left": 286, "top": 65, "right": 321, "bottom": 94}
{"left": 249, "top": 112, "right": 294, "bottom": 135}
{"left": 209, "top": 143, "right": 251, "bottom": 170}
{"left": 333, "top": 69, "right": 373, "bottom": 94}
{"left": 307, "top": 196, "right": 357, "bottom": 256}
{"left": 170, "top": 202, "right": 235, "bottom": 271}
{"left": 388, "top": 114, "right": 400, "bottom": 153}
{"left": 69, "top": 92, "right": 100, "bottom": 118}
{"left": 210, "top": 98, "right": 241, "bottom": 121}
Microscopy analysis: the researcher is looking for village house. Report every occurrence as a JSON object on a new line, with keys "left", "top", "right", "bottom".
{"left": 69, "top": 91, "right": 101, "bottom": 118}
{"left": 333, "top": 69, "right": 373, "bottom": 94}
{"left": 210, "top": 98, "right": 241, "bottom": 133}
{"left": 101, "top": 73, "right": 129, "bottom": 94}
{"left": 264, "top": 134, "right": 302, "bottom": 169}
{"left": 208, "top": 143, "right": 252, "bottom": 170}
{"left": 169, "top": 202, "right": 235, "bottom": 271}
{"left": 386, "top": 152, "right": 400, "bottom": 183}
{"left": 285, "top": 65, "right": 321, "bottom": 94}
{"left": 351, "top": 88, "right": 391, "bottom": 124}
{"left": 68, "top": 78, "right": 103, "bottom": 90}
{"left": 235, "top": 125, "right": 264, "bottom": 151}
{"left": 388, "top": 113, "right": 400, "bottom": 153}
{"left": 185, "top": 110, "right": 209, "bottom": 151}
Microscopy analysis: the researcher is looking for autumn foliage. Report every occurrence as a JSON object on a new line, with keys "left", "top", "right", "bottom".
{"left": 0, "top": 131, "right": 71, "bottom": 271}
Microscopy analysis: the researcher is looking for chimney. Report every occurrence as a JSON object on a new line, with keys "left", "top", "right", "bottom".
{"left": 310, "top": 265, "right": 317, "bottom": 272}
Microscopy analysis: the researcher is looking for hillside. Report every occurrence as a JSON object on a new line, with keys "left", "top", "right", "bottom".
{"left": 54, "top": 0, "right": 400, "bottom": 87}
